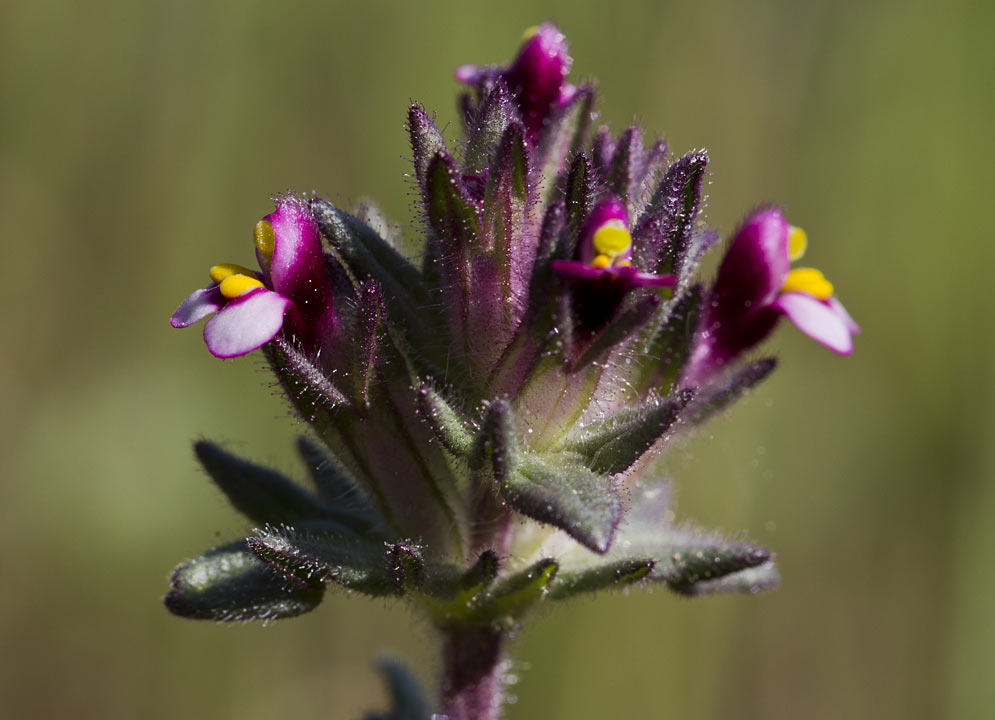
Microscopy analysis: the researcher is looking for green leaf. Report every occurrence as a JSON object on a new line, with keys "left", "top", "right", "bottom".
{"left": 635, "top": 284, "right": 702, "bottom": 394}
{"left": 296, "top": 437, "right": 389, "bottom": 537}
{"left": 364, "top": 657, "right": 432, "bottom": 720}
{"left": 248, "top": 525, "right": 402, "bottom": 597}
{"left": 597, "top": 488, "right": 780, "bottom": 597}
{"left": 562, "top": 389, "right": 695, "bottom": 475}
{"left": 194, "top": 441, "right": 336, "bottom": 527}
{"left": 474, "top": 398, "right": 517, "bottom": 476}
{"left": 459, "top": 550, "right": 500, "bottom": 594}
{"left": 164, "top": 541, "right": 324, "bottom": 622}
{"left": 548, "top": 558, "right": 655, "bottom": 601}
{"left": 498, "top": 453, "right": 622, "bottom": 553}
{"left": 687, "top": 358, "right": 777, "bottom": 425}
{"left": 654, "top": 543, "right": 774, "bottom": 596}
{"left": 415, "top": 383, "right": 475, "bottom": 457}
{"left": 473, "top": 559, "right": 558, "bottom": 621}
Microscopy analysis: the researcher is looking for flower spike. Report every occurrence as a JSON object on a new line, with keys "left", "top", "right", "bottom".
{"left": 167, "top": 23, "right": 857, "bottom": 720}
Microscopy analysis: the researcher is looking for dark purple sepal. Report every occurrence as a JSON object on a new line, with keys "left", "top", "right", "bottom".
{"left": 632, "top": 151, "right": 708, "bottom": 274}
{"left": 534, "top": 86, "right": 595, "bottom": 211}
{"left": 606, "top": 125, "right": 644, "bottom": 211}
{"left": 351, "top": 281, "right": 386, "bottom": 407}
{"left": 561, "top": 153, "right": 598, "bottom": 249}
{"left": 426, "top": 151, "right": 481, "bottom": 249}
{"left": 407, "top": 103, "right": 446, "bottom": 191}
{"left": 463, "top": 81, "right": 519, "bottom": 176}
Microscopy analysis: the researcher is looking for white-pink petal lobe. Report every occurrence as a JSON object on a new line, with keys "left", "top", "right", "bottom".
{"left": 170, "top": 285, "right": 223, "bottom": 328}
{"left": 827, "top": 296, "right": 861, "bottom": 335}
{"left": 774, "top": 291, "right": 854, "bottom": 354}
{"left": 203, "top": 289, "right": 292, "bottom": 358}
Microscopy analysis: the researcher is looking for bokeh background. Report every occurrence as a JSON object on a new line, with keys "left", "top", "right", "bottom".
{"left": 3, "top": 0, "right": 992, "bottom": 718}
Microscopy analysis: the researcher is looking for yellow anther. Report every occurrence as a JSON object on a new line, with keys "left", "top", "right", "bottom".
{"left": 788, "top": 226, "right": 808, "bottom": 262}
{"left": 255, "top": 219, "right": 275, "bottom": 264}
{"left": 591, "top": 254, "right": 612, "bottom": 268}
{"left": 781, "top": 267, "right": 834, "bottom": 300}
{"left": 209, "top": 263, "right": 257, "bottom": 284}
{"left": 616, "top": 259, "right": 632, "bottom": 267}
{"left": 521, "top": 25, "right": 539, "bottom": 41}
{"left": 219, "top": 274, "right": 265, "bottom": 299}
{"left": 592, "top": 220, "right": 631, "bottom": 258}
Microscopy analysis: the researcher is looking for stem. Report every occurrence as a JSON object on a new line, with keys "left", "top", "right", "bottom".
{"left": 439, "top": 624, "right": 507, "bottom": 720}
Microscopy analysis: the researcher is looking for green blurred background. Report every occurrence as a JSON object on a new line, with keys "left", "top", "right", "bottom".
{"left": 3, "top": 0, "right": 992, "bottom": 717}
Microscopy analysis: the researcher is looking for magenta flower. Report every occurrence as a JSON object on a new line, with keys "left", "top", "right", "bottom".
{"left": 682, "top": 208, "right": 859, "bottom": 386}
{"left": 552, "top": 196, "right": 676, "bottom": 330}
{"left": 456, "top": 22, "right": 575, "bottom": 141}
{"left": 170, "top": 197, "right": 334, "bottom": 359}
{"left": 553, "top": 196, "right": 676, "bottom": 287}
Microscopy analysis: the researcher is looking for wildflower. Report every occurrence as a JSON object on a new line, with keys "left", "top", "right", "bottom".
{"left": 552, "top": 195, "right": 676, "bottom": 331}
{"left": 456, "top": 22, "right": 575, "bottom": 140}
{"left": 167, "top": 23, "right": 856, "bottom": 720}
{"left": 170, "top": 197, "right": 333, "bottom": 358}
{"left": 682, "top": 207, "right": 858, "bottom": 385}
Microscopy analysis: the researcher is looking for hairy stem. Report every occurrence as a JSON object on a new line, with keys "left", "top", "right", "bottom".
{"left": 439, "top": 624, "right": 507, "bottom": 720}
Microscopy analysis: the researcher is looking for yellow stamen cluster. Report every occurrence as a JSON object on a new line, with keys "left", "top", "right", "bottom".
{"left": 782, "top": 268, "right": 834, "bottom": 300}
{"left": 780, "top": 225, "right": 834, "bottom": 299}
{"left": 788, "top": 226, "right": 808, "bottom": 262}
{"left": 254, "top": 219, "right": 275, "bottom": 264}
{"left": 591, "top": 220, "right": 632, "bottom": 268}
{"left": 209, "top": 263, "right": 265, "bottom": 300}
